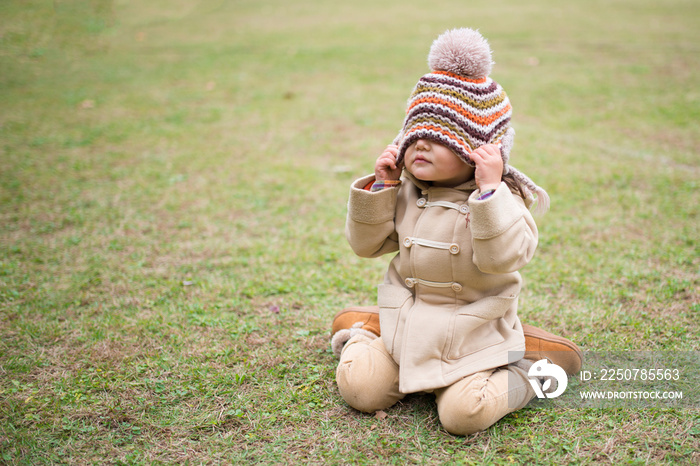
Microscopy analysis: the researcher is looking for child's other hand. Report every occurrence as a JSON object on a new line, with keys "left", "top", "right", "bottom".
{"left": 471, "top": 144, "right": 503, "bottom": 192}
{"left": 375, "top": 145, "right": 402, "bottom": 181}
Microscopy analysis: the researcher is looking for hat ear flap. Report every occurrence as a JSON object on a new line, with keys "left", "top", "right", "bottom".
{"left": 392, "top": 131, "right": 402, "bottom": 147}
{"left": 499, "top": 127, "right": 515, "bottom": 172}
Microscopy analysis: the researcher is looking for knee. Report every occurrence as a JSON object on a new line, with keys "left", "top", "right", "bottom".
{"left": 437, "top": 388, "right": 500, "bottom": 436}
{"left": 336, "top": 361, "right": 395, "bottom": 413}
{"left": 439, "top": 401, "right": 497, "bottom": 436}
{"left": 335, "top": 338, "right": 402, "bottom": 413}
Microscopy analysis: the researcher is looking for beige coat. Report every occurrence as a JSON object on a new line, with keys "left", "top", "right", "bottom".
{"left": 346, "top": 172, "right": 538, "bottom": 394}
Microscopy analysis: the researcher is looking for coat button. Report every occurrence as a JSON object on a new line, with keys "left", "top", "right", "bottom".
{"left": 405, "top": 278, "right": 416, "bottom": 288}
{"left": 459, "top": 205, "right": 469, "bottom": 214}
{"left": 449, "top": 244, "right": 460, "bottom": 254}
{"left": 416, "top": 198, "right": 427, "bottom": 207}
{"left": 403, "top": 237, "right": 413, "bottom": 248}
{"left": 451, "top": 283, "right": 463, "bottom": 292}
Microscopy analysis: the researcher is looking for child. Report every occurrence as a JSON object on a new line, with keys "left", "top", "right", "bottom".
{"left": 331, "top": 28, "right": 582, "bottom": 436}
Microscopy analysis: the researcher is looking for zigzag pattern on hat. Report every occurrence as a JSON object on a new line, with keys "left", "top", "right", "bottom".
{"left": 399, "top": 72, "right": 512, "bottom": 163}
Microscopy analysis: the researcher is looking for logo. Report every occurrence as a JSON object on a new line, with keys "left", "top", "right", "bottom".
{"left": 528, "top": 359, "right": 568, "bottom": 399}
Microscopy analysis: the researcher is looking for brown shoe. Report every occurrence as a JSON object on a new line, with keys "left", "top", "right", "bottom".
{"left": 330, "top": 306, "right": 381, "bottom": 357}
{"left": 523, "top": 324, "right": 583, "bottom": 376}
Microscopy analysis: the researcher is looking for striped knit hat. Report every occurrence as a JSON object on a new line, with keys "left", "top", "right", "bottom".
{"left": 395, "top": 28, "right": 549, "bottom": 213}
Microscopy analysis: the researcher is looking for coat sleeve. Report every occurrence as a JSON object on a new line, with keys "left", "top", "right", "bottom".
{"left": 345, "top": 175, "right": 400, "bottom": 258}
{"left": 468, "top": 182, "right": 538, "bottom": 274}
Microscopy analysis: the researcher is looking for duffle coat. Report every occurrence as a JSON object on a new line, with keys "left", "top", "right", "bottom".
{"left": 346, "top": 171, "right": 538, "bottom": 394}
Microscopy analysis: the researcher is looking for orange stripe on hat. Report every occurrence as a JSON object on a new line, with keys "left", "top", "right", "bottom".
{"left": 404, "top": 123, "right": 475, "bottom": 153}
{"left": 407, "top": 95, "right": 511, "bottom": 126}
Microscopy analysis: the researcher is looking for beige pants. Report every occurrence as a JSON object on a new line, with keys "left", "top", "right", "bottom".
{"left": 336, "top": 335, "right": 536, "bottom": 436}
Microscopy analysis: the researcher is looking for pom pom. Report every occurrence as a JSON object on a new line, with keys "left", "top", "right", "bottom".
{"left": 428, "top": 28, "right": 493, "bottom": 78}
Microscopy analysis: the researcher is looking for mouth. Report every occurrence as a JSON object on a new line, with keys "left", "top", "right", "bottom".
{"left": 413, "top": 154, "right": 430, "bottom": 164}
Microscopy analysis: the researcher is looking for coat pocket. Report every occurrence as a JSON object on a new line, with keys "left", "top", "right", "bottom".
{"left": 446, "top": 295, "right": 515, "bottom": 360}
{"left": 377, "top": 284, "right": 414, "bottom": 358}
{"left": 447, "top": 317, "right": 504, "bottom": 360}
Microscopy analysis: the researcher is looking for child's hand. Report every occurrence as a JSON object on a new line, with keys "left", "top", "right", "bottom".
{"left": 375, "top": 145, "right": 402, "bottom": 181}
{"left": 471, "top": 144, "right": 503, "bottom": 192}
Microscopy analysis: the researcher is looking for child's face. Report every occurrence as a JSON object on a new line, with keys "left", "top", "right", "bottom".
{"left": 404, "top": 139, "right": 475, "bottom": 187}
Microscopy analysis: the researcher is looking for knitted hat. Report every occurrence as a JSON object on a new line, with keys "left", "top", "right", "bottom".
{"left": 394, "top": 28, "right": 549, "bottom": 213}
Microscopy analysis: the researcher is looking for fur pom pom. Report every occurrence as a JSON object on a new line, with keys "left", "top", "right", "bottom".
{"left": 428, "top": 28, "right": 493, "bottom": 78}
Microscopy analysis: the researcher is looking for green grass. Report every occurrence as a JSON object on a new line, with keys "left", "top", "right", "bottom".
{"left": 1, "top": 0, "right": 698, "bottom": 463}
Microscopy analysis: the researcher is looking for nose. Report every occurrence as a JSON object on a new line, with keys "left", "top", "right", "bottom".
{"left": 415, "top": 139, "right": 431, "bottom": 150}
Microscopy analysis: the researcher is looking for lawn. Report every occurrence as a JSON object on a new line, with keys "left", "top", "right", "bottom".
{"left": 1, "top": 0, "right": 698, "bottom": 463}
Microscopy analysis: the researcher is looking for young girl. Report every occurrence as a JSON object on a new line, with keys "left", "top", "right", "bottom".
{"left": 331, "top": 28, "right": 582, "bottom": 436}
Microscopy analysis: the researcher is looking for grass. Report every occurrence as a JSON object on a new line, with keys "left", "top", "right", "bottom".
{"left": 1, "top": 0, "right": 698, "bottom": 463}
